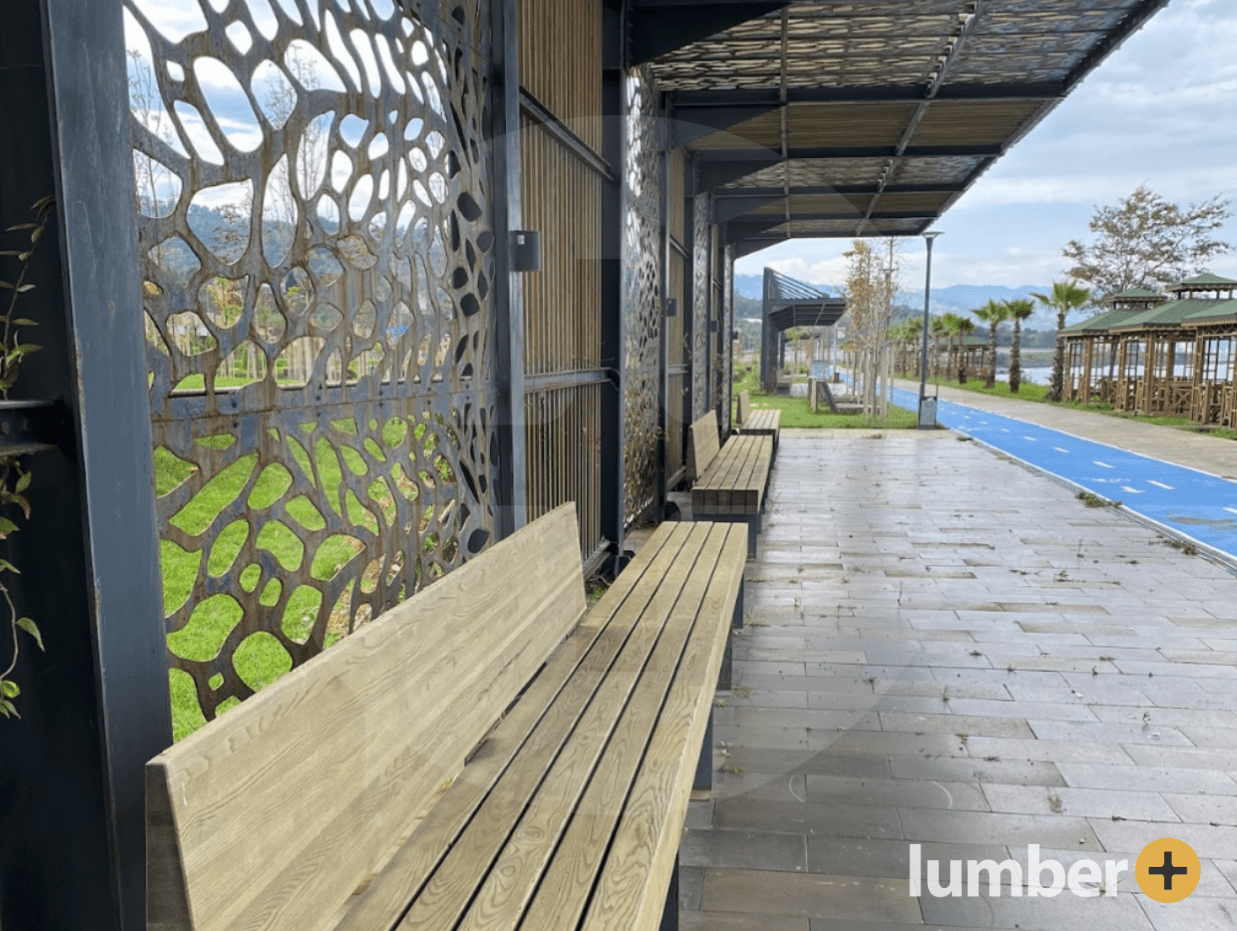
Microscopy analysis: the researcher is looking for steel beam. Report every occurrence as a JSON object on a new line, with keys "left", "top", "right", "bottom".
{"left": 669, "top": 82, "right": 1063, "bottom": 108}
{"left": 716, "top": 183, "right": 964, "bottom": 198}
{"left": 0, "top": 3, "right": 169, "bottom": 930}
{"left": 599, "top": 1, "right": 625, "bottom": 565}
{"left": 491, "top": 0, "right": 527, "bottom": 536}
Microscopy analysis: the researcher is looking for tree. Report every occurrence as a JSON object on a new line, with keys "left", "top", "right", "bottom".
{"left": 1003, "top": 298, "right": 1035, "bottom": 393}
{"left": 1063, "top": 185, "right": 1231, "bottom": 298}
{"left": 1032, "top": 280, "right": 1091, "bottom": 402}
{"left": 972, "top": 300, "right": 1008, "bottom": 389}
{"left": 842, "top": 238, "right": 902, "bottom": 420}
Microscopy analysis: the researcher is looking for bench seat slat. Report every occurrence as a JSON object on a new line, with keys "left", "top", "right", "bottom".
{"left": 583, "top": 524, "right": 746, "bottom": 929}
{"left": 333, "top": 523, "right": 700, "bottom": 931}
{"left": 454, "top": 523, "right": 743, "bottom": 931}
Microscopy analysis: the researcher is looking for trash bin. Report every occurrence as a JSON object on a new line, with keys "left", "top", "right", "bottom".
{"left": 918, "top": 395, "right": 937, "bottom": 429}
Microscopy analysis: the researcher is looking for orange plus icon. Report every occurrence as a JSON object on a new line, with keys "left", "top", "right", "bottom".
{"left": 1136, "top": 838, "right": 1200, "bottom": 903}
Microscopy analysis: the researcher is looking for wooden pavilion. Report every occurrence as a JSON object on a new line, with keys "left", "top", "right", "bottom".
{"left": 1060, "top": 276, "right": 1237, "bottom": 424}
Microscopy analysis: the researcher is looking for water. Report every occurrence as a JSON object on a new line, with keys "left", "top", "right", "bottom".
{"left": 991, "top": 366, "right": 1051, "bottom": 386}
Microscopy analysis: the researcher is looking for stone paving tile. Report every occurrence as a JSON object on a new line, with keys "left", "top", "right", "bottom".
{"left": 680, "top": 433, "right": 1237, "bottom": 928}
{"left": 980, "top": 783, "right": 1180, "bottom": 821}
{"left": 804, "top": 775, "right": 990, "bottom": 812}
{"left": 1056, "top": 763, "right": 1237, "bottom": 796}
{"left": 699, "top": 869, "right": 922, "bottom": 923}
{"left": 681, "top": 828, "right": 808, "bottom": 872}
{"left": 1137, "top": 896, "right": 1237, "bottom": 931}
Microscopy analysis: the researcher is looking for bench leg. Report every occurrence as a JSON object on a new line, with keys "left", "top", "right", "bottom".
{"left": 694, "top": 708, "right": 713, "bottom": 792}
{"left": 718, "top": 627, "right": 732, "bottom": 690}
{"left": 659, "top": 853, "right": 680, "bottom": 931}
{"left": 746, "top": 515, "right": 759, "bottom": 559}
{"left": 732, "top": 576, "right": 746, "bottom": 629}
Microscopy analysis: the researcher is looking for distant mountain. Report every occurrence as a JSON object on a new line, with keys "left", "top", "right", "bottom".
{"left": 733, "top": 274, "right": 1059, "bottom": 329}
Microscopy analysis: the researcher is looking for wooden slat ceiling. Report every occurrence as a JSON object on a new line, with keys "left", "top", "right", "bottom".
{"left": 652, "top": 0, "right": 1171, "bottom": 245}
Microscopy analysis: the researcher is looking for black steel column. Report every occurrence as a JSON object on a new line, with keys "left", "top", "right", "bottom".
{"left": 0, "top": 3, "right": 170, "bottom": 930}
{"left": 491, "top": 0, "right": 528, "bottom": 537}
{"left": 600, "top": 0, "right": 626, "bottom": 559}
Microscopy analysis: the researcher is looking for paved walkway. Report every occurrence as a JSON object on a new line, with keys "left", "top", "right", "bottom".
{"left": 679, "top": 430, "right": 1237, "bottom": 931}
{"left": 891, "top": 378, "right": 1237, "bottom": 481}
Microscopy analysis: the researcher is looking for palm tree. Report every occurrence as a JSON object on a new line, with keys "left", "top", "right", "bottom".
{"left": 1032, "top": 279, "right": 1092, "bottom": 402}
{"left": 929, "top": 316, "right": 949, "bottom": 379}
{"left": 972, "top": 300, "right": 1009, "bottom": 389}
{"left": 954, "top": 316, "right": 976, "bottom": 383}
{"left": 1004, "top": 298, "right": 1036, "bottom": 393}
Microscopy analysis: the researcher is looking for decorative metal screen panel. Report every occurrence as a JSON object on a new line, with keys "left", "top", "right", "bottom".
{"left": 622, "top": 67, "right": 662, "bottom": 525}
{"left": 691, "top": 192, "right": 710, "bottom": 420}
{"left": 721, "top": 244, "right": 734, "bottom": 433}
{"left": 126, "top": 0, "right": 498, "bottom": 726}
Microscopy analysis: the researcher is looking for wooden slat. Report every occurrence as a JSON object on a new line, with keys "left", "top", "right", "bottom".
{"left": 147, "top": 503, "right": 586, "bottom": 931}
{"left": 453, "top": 523, "right": 729, "bottom": 930}
{"left": 692, "top": 435, "right": 770, "bottom": 516}
{"left": 524, "top": 523, "right": 746, "bottom": 930}
{"left": 736, "top": 389, "right": 750, "bottom": 425}
{"left": 582, "top": 524, "right": 747, "bottom": 929}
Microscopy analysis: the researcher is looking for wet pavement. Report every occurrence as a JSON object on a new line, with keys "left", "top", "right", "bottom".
{"left": 677, "top": 429, "right": 1237, "bottom": 930}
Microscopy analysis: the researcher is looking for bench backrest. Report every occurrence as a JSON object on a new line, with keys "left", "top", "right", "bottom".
{"left": 686, "top": 409, "right": 721, "bottom": 482}
{"left": 736, "top": 390, "right": 750, "bottom": 426}
{"left": 146, "top": 503, "right": 586, "bottom": 931}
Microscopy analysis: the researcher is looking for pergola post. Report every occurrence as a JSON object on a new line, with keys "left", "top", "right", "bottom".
{"left": 0, "top": 3, "right": 169, "bottom": 929}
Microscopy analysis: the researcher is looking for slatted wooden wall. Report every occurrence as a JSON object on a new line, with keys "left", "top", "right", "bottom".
{"left": 666, "top": 149, "right": 688, "bottom": 484}
{"left": 518, "top": 0, "right": 605, "bottom": 560}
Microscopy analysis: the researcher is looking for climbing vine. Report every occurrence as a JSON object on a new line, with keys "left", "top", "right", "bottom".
{"left": 0, "top": 195, "right": 53, "bottom": 718}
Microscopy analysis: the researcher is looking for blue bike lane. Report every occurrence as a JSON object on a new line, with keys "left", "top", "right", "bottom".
{"left": 886, "top": 385, "right": 1237, "bottom": 562}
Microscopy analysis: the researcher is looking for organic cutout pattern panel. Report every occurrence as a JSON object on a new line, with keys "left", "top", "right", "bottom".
{"left": 126, "top": 0, "right": 497, "bottom": 728}
{"left": 623, "top": 67, "right": 662, "bottom": 525}
{"left": 692, "top": 192, "right": 710, "bottom": 420}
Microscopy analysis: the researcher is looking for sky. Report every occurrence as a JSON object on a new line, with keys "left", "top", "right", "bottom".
{"left": 736, "top": 0, "right": 1237, "bottom": 293}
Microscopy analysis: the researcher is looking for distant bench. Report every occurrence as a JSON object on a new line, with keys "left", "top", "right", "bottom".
{"left": 687, "top": 409, "right": 772, "bottom": 558}
{"left": 146, "top": 502, "right": 746, "bottom": 931}
{"left": 735, "top": 390, "right": 781, "bottom": 458}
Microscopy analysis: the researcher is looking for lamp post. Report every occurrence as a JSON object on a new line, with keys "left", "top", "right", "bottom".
{"left": 918, "top": 231, "right": 942, "bottom": 428}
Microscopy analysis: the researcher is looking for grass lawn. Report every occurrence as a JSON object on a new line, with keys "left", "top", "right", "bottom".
{"left": 158, "top": 415, "right": 443, "bottom": 741}
{"left": 918, "top": 375, "right": 1237, "bottom": 441}
{"left": 732, "top": 364, "right": 917, "bottom": 429}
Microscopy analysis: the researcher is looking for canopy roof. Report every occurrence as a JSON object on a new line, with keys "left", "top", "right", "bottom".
{"left": 641, "top": 0, "right": 1172, "bottom": 255}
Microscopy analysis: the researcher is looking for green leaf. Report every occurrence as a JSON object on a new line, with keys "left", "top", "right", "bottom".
{"left": 0, "top": 698, "right": 15, "bottom": 718}
{"left": 12, "top": 319, "right": 38, "bottom": 327}
{"left": 0, "top": 281, "right": 14, "bottom": 290}
{"left": 17, "top": 252, "right": 31, "bottom": 262}
{"left": 1, "top": 679, "right": 19, "bottom": 698}
{"left": 15, "top": 284, "right": 35, "bottom": 293}
{"left": 0, "top": 559, "right": 19, "bottom": 574}
{"left": 15, "top": 471, "right": 30, "bottom": 492}
{"left": 30, "top": 227, "right": 43, "bottom": 244}
{"left": 5, "top": 224, "right": 36, "bottom": 232}
{"left": 0, "top": 517, "right": 18, "bottom": 536}
{"left": 17, "top": 617, "right": 43, "bottom": 650}
{"left": 12, "top": 493, "right": 29, "bottom": 519}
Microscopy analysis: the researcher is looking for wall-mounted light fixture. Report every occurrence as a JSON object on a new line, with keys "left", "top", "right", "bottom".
{"left": 510, "top": 231, "right": 541, "bottom": 272}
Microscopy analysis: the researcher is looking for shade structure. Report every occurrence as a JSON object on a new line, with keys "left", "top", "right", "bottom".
{"left": 640, "top": 0, "right": 1172, "bottom": 254}
{"left": 761, "top": 269, "right": 847, "bottom": 392}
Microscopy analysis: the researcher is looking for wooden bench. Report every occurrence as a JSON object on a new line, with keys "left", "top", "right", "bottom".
{"left": 146, "top": 502, "right": 746, "bottom": 931}
{"left": 735, "top": 389, "right": 781, "bottom": 457}
{"left": 687, "top": 409, "right": 772, "bottom": 558}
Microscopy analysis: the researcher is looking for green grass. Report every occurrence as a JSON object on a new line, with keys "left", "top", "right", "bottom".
{"left": 732, "top": 364, "right": 917, "bottom": 429}
{"left": 920, "top": 375, "right": 1237, "bottom": 442}
{"left": 158, "top": 415, "right": 453, "bottom": 741}
{"left": 908, "top": 375, "right": 1050, "bottom": 402}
